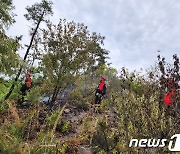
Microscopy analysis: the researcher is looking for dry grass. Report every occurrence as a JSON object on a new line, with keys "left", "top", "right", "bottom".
{"left": 50, "top": 103, "right": 67, "bottom": 140}
{"left": 7, "top": 100, "right": 20, "bottom": 125}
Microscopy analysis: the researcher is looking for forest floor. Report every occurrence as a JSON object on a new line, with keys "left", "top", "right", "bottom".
{"left": 0, "top": 99, "right": 119, "bottom": 154}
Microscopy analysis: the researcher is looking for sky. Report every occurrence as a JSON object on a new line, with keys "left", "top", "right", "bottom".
{"left": 7, "top": 0, "right": 180, "bottom": 72}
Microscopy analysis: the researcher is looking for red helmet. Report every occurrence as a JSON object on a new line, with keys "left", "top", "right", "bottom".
{"left": 26, "top": 72, "right": 31, "bottom": 77}
{"left": 101, "top": 76, "right": 106, "bottom": 81}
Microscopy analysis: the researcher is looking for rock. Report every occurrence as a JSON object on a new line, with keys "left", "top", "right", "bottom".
{"left": 64, "top": 108, "right": 70, "bottom": 114}
{"left": 77, "top": 146, "right": 92, "bottom": 154}
{"left": 71, "top": 116, "right": 79, "bottom": 123}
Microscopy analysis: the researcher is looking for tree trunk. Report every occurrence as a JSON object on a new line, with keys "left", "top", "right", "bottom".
{"left": 51, "top": 85, "right": 60, "bottom": 104}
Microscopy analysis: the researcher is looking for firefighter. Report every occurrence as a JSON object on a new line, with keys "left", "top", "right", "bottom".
{"left": 163, "top": 78, "right": 177, "bottom": 107}
{"left": 95, "top": 76, "right": 106, "bottom": 104}
{"left": 20, "top": 72, "right": 32, "bottom": 102}
{"left": 163, "top": 77, "right": 179, "bottom": 117}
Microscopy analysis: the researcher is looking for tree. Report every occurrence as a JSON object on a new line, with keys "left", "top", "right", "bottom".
{"left": 40, "top": 19, "right": 109, "bottom": 103}
{"left": 4, "top": 0, "right": 53, "bottom": 100}
{"left": 0, "top": 0, "right": 20, "bottom": 75}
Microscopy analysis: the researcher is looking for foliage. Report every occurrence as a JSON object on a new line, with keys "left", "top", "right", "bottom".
{"left": 24, "top": 0, "right": 53, "bottom": 23}
{"left": 46, "top": 109, "right": 61, "bottom": 129}
{"left": 0, "top": 0, "right": 21, "bottom": 75}
{"left": 26, "top": 86, "right": 41, "bottom": 105}
{"left": 61, "top": 121, "right": 70, "bottom": 133}
{"left": 92, "top": 119, "right": 119, "bottom": 153}
{"left": 0, "top": 0, "right": 15, "bottom": 28}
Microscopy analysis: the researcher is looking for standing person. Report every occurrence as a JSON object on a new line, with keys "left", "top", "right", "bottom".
{"left": 163, "top": 78, "right": 177, "bottom": 107}
{"left": 20, "top": 72, "right": 32, "bottom": 103}
{"left": 163, "top": 77, "right": 178, "bottom": 117}
{"left": 95, "top": 76, "right": 106, "bottom": 104}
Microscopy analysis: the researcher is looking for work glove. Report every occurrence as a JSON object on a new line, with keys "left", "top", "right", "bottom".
{"left": 96, "top": 93, "right": 100, "bottom": 96}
